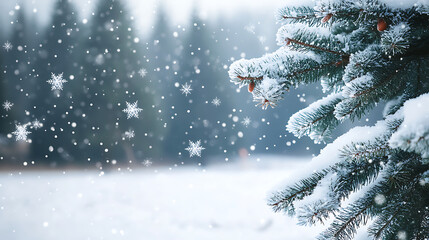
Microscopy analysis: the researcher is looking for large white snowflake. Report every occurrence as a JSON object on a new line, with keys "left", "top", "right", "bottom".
{"left": 211, "top": 97, "right": 221, "bottom": 107}
{"left": 124, "top": 129, "right": 135, "bottom": 139}
{"left": 12, "top": 124, "right": 31, "bottom": 141}
{"left": 241, "top": 117, "right": 251, "bottom": 127}
{"left": 185, "top": 140, "right": 205, "bottom": 158}
{"left": 180, "top": 82, "right": 192, "bottom": 96}
{"left": 138, "top": 68, "right": 147, "bottom": 78}
{"left": 32, "top": 119, "right": 43, "bottom": 129}
{"left": 143, "top": 158, "right": 152, "bottom": 167}
{"left": 123, "top": 101, "right": 143, "bottom": 119}
{"left": 3, "top": 41, "right": 12, "bottom": 52}
{"left": 2, "top": 100, "right": 13, "bottom": 111}
{"left": 47, "top": 73, "right": 67, "bottom": 91}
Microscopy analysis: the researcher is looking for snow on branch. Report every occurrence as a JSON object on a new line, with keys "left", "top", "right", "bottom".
{"left": 228, "top": 48, "right": 317, "bottom": 87}
{"left": 381, "top": 22, "right": 411, "bottom": 56}
{"left": 276, "top": 24, "right": 348, "bottom": 57}
{"left": 389, "top": 93, "right": 429, "bottom": 162}
{"left": 276, "top": 6, "right": 320, "bottom": 26}
{"left": 342, "top": 46, "right": 383, "bottom": 84}
{"left": 287, "top": 92, "right": 343, "bottom": 143}
{"left": 252, "top": 77, "right": 285, "bottom": 109}
{"left": 269, "top": 114, "right": 399, "bottom": 213}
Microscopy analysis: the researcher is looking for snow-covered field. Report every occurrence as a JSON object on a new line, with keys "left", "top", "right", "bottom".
{"left": 0, "top": 157, "right": 326, "bottom": 240}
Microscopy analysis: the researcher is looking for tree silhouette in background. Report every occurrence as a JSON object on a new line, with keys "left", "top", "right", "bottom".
{"left": 161, "top": 11, "right": 235, "bottom": 161}
{"left": 3, "top": 7, "right": 31, "bottom": 129}
{"left": 0, "top": 0, "right": 320, "bottom": 166}
{"left": 32, "top": 0, "right": 82, "bottom": 164}
{"left": 82, "top": 0, "right": 160, "bottom": 164}
{"left": 147, "top": 5, "right": 180, "bottom": 159}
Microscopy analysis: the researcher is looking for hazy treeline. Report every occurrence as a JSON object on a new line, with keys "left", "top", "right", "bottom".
{"left": 0, "top": 0, "right": 323, "bottom": 167}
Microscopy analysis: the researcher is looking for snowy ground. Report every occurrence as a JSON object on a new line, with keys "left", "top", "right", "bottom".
{"left": 0, "top": 157, "right": 327, "bottom": 240}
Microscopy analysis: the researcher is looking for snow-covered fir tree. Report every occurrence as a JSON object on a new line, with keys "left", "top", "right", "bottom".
{"left": 229, "top": 0, "right": 429, "bottom": 239}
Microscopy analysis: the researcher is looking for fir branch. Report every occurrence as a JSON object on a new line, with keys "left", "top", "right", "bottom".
{"left": 297, "top": 199, "right": 339, "bottom": 226}
{"left": 282, "top": 15, "right": 308, "bottom": 20}
{"left": 287, "top": 60, "right": 344, "bottom": 78}
{"left": 352, "top": 68, "right": 403, "bottom": 98}
{"left": 236, "top": 76, "right": 263, "bottom": 81}
{"left": 333, "top": 155, "right": 385, "bottom": 201}
{"left": 268, "top": 169, "right": 330, "bottom": 213}
{"left": 372, "top": 208, "right": 401, "bottom": 239}
{"left": 276, "top": 6, "right": 320, "bottom": 26}
{"left": 320, "top": 155, "right": 419, "bottom": 240}
{"left": 237, "top": 60, "right": 344, "bottom": 85}
{"left": 287, "top": 93, "right": 343, "bottom": 142}
{"left": 340, "top": 139, "right": 390, "bottom": 162}
{"left": 287, "top": 38, "right": 349, "bottom": 57}
{"left": 368, "top": 157, "right": 429, "bottom": 239}
{"left": 335, "top": 62, "right": 409, "bottom": 120}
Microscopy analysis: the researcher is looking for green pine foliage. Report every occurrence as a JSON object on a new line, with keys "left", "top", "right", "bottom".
{"left": 229, "top": 0, "right": 429, "bottom": 239}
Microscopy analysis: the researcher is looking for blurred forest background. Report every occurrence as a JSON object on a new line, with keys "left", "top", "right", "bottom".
{"left": 0, "top": 0, "right": 380, "bottom": 168}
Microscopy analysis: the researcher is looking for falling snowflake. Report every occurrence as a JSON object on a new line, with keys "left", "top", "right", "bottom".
{"left": 211, "top": 97, "right": 221, "bottom": 107}
{"left": 32, "top": 119, "right": 43, "bottom": 129}
{"left": 258, "top": 36, "right": 267, "bottom": 44}
{"left": 2, "top": 100, "right": 13, "bottom": 111}
{"left": 241, "top": 117, "right": 251, "bottom": 127}
{"left": 244, "top": 24, "right": 256, "bottom": 34}
{"left": 47, "top": 73, "right": 67, "bottom": 91}
{"left": 180, "top": 82, "right": 192, "bottom": 96}
{"left": 185, "top": 140, "right": 205, "bottom": 158}
{"left": 122, "top": 101, "right": 143, "bottom": 119}
{"left": 12, "top": 124, "right": 31, "bottom": 141}
{"left": 3, "top": 41, "right": 12, "bottom": 52}
{"left": 143, "top": 159, "right": 152, "bottom": 167}
{"left": 124, "top": 129, "right": 135, "bottom": 139}
{"left": 138, "top": 68, "right": 147, "bottom": 78}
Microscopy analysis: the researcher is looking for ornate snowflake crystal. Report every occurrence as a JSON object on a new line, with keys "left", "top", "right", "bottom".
{"left": 211, "top": 97, "right": 221, "bottom": 107}
{"left": 32, "top": 119, "right": 43, "bottom": 129}
{"left": 3, "top": 41, "right": 13, "bottom": 52}
{"left": 185, "top": 140, "right": 205, "bottom": 158}
{"left": 122, "top": 101, "right": 143, "bottom": 119}
{"left": 12, "top": 124, "right": 31, "bottom": 141}
{"left": 124, "top": 129, "right": 135, "bottom": 139}
{"left": 47, "top": 73, "right": 67, "bottom": 91}
{"left": 2, "top": 100, "right": 13, "bottom": 111}
{"left": 241, "top": 117, "right": 251, "bottom": 127}
{"left": 138, "top": 68, "right": 147, "bottom": 78}
{"left": 143, "top": 159, "right": 152, "bottom": 167}
{"left": 180, "top": 82, "right": 192, "bottom": 96}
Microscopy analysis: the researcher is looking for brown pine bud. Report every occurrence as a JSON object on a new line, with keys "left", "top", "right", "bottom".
{"left": 285, "top": 38, "right": 291, "bottom": 45}
{"left": 248, "top": 81, "right": 255, "bottom": 92}
{"left": 377, "top": 18, "right": 387, "bottom": 32}
{"left": 321, "top": 13, "right": 333, "bottom": 23}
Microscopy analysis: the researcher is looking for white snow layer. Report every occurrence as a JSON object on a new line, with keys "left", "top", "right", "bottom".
{"left": 0, "top": 158, "right": 329, "bottom": 240}
{"left": 275, "top": 23, "right": 331, "bottom": 46}
{"left": 389, "top": 93, "right": 429, "bottom": 158}
{"left": 274, "top": 113, "right": 399, "bottom": 194}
